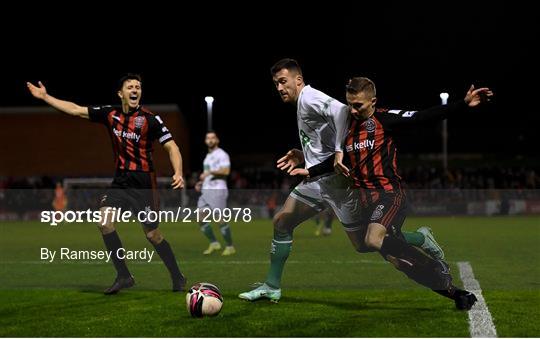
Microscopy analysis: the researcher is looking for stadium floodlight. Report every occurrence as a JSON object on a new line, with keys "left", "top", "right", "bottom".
{"left": 440, "top": 92, "right": 449, "bottom": 171}
{"left": 205, "top": 96, "right": 214, "bottom": 131}
{"left": 440, "top": 92, "right": 449, "bottom": 105}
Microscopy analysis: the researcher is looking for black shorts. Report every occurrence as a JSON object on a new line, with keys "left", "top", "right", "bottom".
{"left": 99, "top": 171, "right": 160, "bottom": 229}
{"left": 359, "top": 189, "right": 407, "bottom": 237}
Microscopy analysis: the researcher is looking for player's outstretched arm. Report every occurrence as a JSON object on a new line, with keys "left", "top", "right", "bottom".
{"left": 384, "top": 84, "right": 494, "bottom": 128}
{"left": 163, "top": 140, "right": 184, "bottom": 189}
{"left": 26, "top": 81, "right": 89, "bottom": 119}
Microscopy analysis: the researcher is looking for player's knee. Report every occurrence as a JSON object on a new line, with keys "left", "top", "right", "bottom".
{"left": 364, "top": 231, "right": 384, "bottom": 250}
{"left": 272, "top": 211, "right": 286, "bottom": 229}
{"left": 145, "top": 229, "right": 163, "bottom": 245}
{"left": 97, "top": 207, "right": 116, "bottom": 234}
{"left": 273, "top": 212, "right": 294, "bottom": 234}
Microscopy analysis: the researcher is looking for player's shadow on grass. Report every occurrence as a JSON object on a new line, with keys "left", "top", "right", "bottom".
{"left": 219, "top": 293, "right": 263, "bottom": 318}
{"left": 283, "top": 296, "right": 433, "bottom": 311}
{"left": 77, "top": 287, "right": 176, "bottom": 302}
{"left": 161, "top": 293, "right": 260, "bottom": 325}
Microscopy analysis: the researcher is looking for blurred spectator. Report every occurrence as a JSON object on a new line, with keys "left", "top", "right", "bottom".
{"left": 266, "top": 192, "right": 278, "bottom": 218}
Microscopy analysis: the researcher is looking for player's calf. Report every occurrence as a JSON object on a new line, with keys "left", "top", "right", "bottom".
{"left": 102, "top": 229, "right": 134, "bottom": 294}
{"left": 401, "top": 258, "right": 452, "bottom": 290}
{"left": 98, "top": 207, "right": 133, "bottom": 282}
{"left": 144, "top": 227, "right": 186, "bottom": 291}
{"left": 380, "top": 235, "right": 452, "bottom": 290}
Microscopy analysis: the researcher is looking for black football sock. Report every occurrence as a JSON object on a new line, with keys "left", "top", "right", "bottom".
{"left": 153, "top": 239, "right": 184, "bottom": 281}
{"left": 102, "top": 231, "right": 131, "bottom": 278}
{"left": 380, "top": 236, "right": 450, "bottom": 289}
{"left": 380, "top": 236, "right": 433, "bottom": 267}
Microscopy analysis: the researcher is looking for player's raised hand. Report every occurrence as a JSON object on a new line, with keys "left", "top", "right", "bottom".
{"left": 277, "top": 149, "right": 304, "bottom": 174}
{"left": 26, "top": 81, "right": 48, "bottom": 100}
{"left": 334, "top": 151, "right": 350, "bottom": 177}
{"left": 464, "top": 84, "right": 494, "bottom": 107}
{"left": 171, "top": 174, "right": 184, "bottom": 189}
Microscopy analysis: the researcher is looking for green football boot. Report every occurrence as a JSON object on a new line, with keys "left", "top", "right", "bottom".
{"left": 238, "top": 283, "right": 281, "bottom": 302}
{"left": 417, "top": 226, "right": 445, "bottom": 260}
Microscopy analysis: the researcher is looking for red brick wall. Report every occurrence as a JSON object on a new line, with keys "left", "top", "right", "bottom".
{"left": 0, "top": 105, "right": 190, "bottom": 177}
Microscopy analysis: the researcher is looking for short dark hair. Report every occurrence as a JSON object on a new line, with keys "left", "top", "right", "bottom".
{"left": 118, "top": 73, "right": 142, "bottom": 90}
{"left": 206, "top": 130, "right": 218, "bottom": 137}
{"left": 270, "top": 58, "right": 303, "bottom": 76}
{"left": 346, "top": 77, "right": 376, "bottom": 97}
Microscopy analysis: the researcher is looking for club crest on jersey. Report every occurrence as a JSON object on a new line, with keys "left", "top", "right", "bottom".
{"left": 300, "top": 130, "right": 311, "bottom": 147}
{"left": 134, "top": 116, "right": 146, "bottom": 129}
{"left": 364, "top": 118, "right": 376, "bottom": 132}
{"left": 370, "top": 204, "right": 385, "bottom": 220}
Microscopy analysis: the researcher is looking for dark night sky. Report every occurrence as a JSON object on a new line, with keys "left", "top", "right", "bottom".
{"left": 2, "top": 2, "right": 538, "bottom": 168}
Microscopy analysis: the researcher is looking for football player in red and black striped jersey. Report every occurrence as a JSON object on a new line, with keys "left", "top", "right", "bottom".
{"left": 27, "top": 74, "right": 186, "bottom": 294}
{"left": 335, "top": 77, "right": 493, "bottom": 309}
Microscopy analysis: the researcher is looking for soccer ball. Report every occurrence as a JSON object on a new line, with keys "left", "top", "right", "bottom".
{"left": 186, "top": 282, "right": 223, "bottom": 317}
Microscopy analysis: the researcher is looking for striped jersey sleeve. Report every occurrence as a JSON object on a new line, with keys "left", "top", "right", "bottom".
{"left": 88, "top": 105, "right": 114, "bottom": 125}
{"left": 376, "top": 100, "right": 468, "bottom": 131}
{"left": 148, "top": 114, "right": 173, "bottom": 145}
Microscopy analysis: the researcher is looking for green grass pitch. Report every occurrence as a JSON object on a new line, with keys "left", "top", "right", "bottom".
{"left": 1, "top": 216, "right": 539, "bottom": 337}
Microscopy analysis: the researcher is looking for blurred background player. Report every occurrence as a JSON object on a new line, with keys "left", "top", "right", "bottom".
{"left": 266, "top": 192, "right": 278, "bottom": 219}
{"left": 51, "top": 182, "right": 68, "bottom": 226}
{"left": 26, "top": 74, "right": 187, "bottom": 294}
{"left": 313, "top": 208, "right": 333, "bottom": 236}
{"left": 52, "top": 182, "right": 67, "bottom": 213}
{"left": 195, "top": 131, "right": 236, "bottom": 256}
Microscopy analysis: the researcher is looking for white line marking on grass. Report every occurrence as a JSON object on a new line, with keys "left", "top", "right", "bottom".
{"left": 457, "top": 261, "right": 497, "bottom": 338}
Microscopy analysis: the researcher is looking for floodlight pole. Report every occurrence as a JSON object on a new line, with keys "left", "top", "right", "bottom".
{"left": 205, "top": 96, "right": 214, "bottom": 131}
{"left": 440, "top": 92, "right": 449, "bottom": 172}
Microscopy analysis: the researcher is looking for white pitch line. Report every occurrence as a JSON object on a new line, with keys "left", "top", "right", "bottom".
{"left": 457, "top": 261, "right": 498, "bottom": 338}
